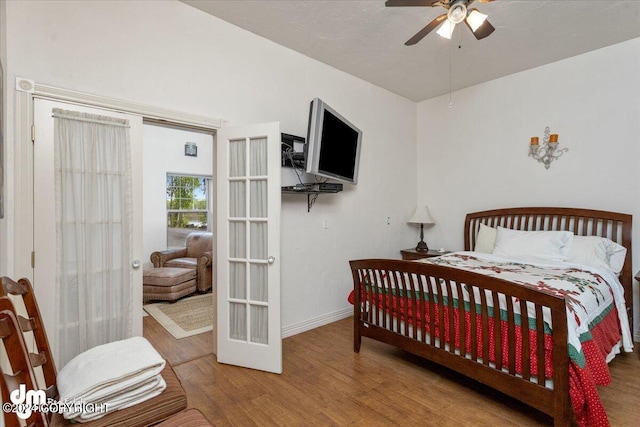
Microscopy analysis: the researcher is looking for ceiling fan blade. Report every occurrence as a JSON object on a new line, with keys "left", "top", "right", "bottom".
{"left": 405, "top": 14, "right": 448, "bottom": 45}
{"left": 465, "top": 17, "right": 495, "bottom": 40}
{"left": 385, "top": 0, "right": 441, "bottom": 7}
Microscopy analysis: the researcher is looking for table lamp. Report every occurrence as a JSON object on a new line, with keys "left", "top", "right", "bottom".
{"left": 408, "top": 205, "right": 435, "bottom": 252}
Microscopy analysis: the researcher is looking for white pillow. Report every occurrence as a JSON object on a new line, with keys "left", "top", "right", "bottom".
{"left": 492, "top": 227, "right": 574, "bottom": 263}
{"left": 566, "top": 235, "right": 627, "bottom": 274}
{"left": 475, "top": 223, "right": 497, "bottom": 253}
{"left": 608, "top": 240, "right": 627, "bottom": 274}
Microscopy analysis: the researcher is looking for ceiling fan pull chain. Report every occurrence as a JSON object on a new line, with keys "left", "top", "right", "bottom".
{"left": 448, "top": 32, "right": 454, "bottom": 108}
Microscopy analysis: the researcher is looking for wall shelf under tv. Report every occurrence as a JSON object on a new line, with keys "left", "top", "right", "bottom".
{"left": 281, "top": 185, "right": 342, "bottom": 212}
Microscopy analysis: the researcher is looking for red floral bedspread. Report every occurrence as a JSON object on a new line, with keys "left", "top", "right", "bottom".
{"left": 348, "top": 254, "right": 627, "bottom": 426}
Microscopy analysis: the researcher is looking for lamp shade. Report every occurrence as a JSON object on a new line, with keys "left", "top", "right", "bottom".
{"left": 436, "top": 20, "right": 455, "bottom": 39}
{"left": 408, "top": 206, "right": 435, "bottom": 225}
{"left": 466, "top": 9, "right": 488, "bottom": 32}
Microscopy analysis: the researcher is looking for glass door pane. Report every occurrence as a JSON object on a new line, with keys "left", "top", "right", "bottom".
{"left": 227, "top": 137, "right": 269, "bottom": 344}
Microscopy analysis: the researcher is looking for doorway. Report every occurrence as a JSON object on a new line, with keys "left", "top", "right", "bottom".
{"left": 19, "top": 82, "right": 282, "bottom": 373}
{"left": 141, "top": 123, "right": 216, "bottom": 349}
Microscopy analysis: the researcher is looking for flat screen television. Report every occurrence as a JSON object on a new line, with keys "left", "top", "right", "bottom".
{"left": 305, "top": 98, "right": 362, "bottom": 185}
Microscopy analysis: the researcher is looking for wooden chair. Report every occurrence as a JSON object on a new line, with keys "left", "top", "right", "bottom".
{"left": 0, "top": 296, "right": 48, "bottom": 427}
{"left": 0, "top": 277, "right": 192, "bottom": 427}
{"left": 1, "top": 294, "right": 213, "bottom": 427}
{"left": 0, "top": 277, "right": 57, "bottom": 399}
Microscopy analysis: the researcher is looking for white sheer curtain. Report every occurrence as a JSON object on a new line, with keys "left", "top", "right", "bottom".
{"left": 227, "top": 137, "right": 269, "bottom": 344}
{"left": 53, "top": 108, "right": 133, "bottom": 366}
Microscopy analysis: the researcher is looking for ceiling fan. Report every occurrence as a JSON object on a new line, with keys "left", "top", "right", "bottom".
{"left": 386, "top": 0, "right": 496, "bottom": 45}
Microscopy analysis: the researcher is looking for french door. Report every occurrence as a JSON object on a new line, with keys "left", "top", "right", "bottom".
{"left": 216, "top": 123, "right": 282, "bottom": 374}
{"left": 33, "top": 99, "right": 143, "bottom": 365}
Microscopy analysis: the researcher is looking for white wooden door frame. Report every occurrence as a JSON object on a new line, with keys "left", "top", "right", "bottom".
{"left": 9, "top": 79, "right": 223, "bottom": 356}
{"left": 10, "top": 77, "right": 222, "bottom": 282}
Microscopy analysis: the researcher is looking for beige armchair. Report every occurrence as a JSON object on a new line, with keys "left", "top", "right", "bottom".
{"left": 151, "top": 231, "right": 213, "bottom": 293}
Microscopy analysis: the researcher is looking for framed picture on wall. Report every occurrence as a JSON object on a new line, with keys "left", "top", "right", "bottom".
{"left": 185, "top": 142, "right": 197, "bottom": 157}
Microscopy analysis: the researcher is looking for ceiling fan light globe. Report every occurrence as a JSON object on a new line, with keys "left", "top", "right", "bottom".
{"left": 447, "top": 3, "right": 467, "bottom": 24}
{"left": 467, "top": 9, "right": 488, "bottom": 32}
{"left": 436, "top": 19, "right": 456, "bottom": 39}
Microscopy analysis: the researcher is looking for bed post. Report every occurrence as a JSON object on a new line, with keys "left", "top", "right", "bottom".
{"left": 351, "top": 261, "right": 362, "bottom": 353}
{"left": 551, "top": 297, "right": 571, "bottom": 427}
{"left": 354, "top": 317, "right": 362, "bottom": 353}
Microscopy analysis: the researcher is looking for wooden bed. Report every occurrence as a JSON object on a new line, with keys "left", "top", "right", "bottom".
{"left": 350, "top": 207, "right": 632, "bottom": 427}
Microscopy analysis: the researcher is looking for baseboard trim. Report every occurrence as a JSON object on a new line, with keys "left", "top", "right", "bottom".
{"left": 282, "top": 307, "right": 352, "bottom": 339}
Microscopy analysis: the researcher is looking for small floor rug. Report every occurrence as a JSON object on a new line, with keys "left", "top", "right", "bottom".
{"left": 144, "top": 293, "right": 213, "bottom": 339}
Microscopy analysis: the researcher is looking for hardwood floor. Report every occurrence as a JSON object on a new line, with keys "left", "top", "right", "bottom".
{"left": 144, "top": 316, "right": 640, "bottom": 426}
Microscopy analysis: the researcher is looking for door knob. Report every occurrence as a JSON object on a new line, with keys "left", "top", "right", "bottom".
{"left": 268, "top": 256, "right": 276, "bottom": 264}
{"left": 131, "top": 260, "right": 141, "bottom": 269}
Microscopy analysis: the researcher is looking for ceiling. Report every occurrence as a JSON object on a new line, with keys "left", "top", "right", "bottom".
{"left": 182, "top": 1, "right": 640, "bottom": 102}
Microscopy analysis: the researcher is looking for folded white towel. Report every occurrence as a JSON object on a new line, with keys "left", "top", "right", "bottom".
{"left": 57, "top": 336, "right": 166, "bottom": 420}
{"left": 69, "top": 375, "right": 166, "bottom": 422}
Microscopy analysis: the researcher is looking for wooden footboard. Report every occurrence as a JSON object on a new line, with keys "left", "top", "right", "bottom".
{"left": 350, "top": 259, "right": 571, "bottom": 426}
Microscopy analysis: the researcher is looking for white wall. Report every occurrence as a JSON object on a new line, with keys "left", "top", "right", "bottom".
{"left": 417, "top": 37, "right": 640, "bottom": 338}
{"left": 0, "top": 1, "right": 7, "bottom": 416}
{"left": 0, "top": 0, "right": 6, "bottom": 276}
{"left": 142, "top": 124, "right": 214, "bottom": 267}
{"left": 4, "top": 1, "right": 417, "bottom": 333}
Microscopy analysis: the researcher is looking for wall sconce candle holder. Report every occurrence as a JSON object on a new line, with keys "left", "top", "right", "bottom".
{"left": 528, "top": 127, "right": 567, "bottom": 169}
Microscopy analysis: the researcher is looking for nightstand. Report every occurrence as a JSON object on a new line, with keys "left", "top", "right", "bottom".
{"left": 401, "top": 248, "right": 450, "bottom": 261}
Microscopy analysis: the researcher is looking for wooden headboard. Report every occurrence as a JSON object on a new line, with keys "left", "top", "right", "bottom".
{"left": 464, "top": 207, "right": 633, "bottom": 329}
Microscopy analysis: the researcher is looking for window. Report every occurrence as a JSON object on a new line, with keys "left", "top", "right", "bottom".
{"left": 166, "top": 174, "right": 210, "bottom": 248}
